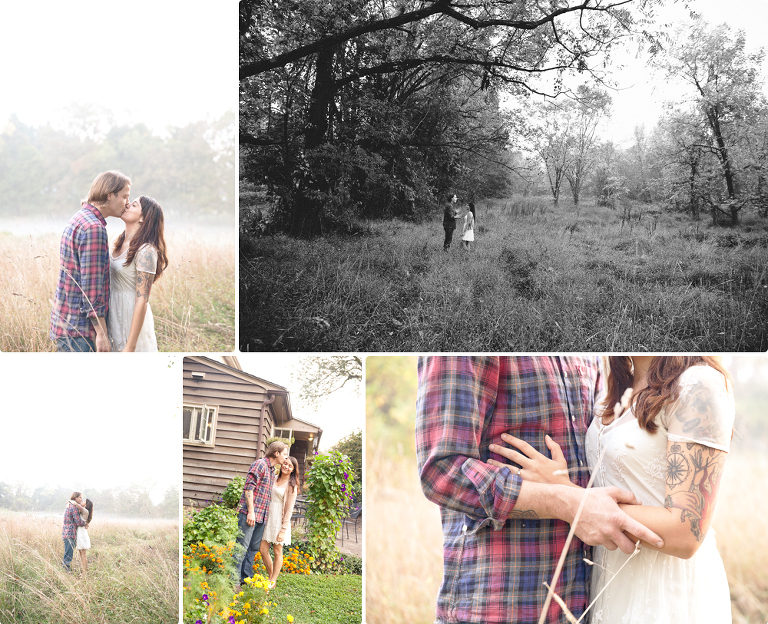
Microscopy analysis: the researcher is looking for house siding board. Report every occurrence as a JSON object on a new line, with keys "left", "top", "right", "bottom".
{"left": 184, "top": 360, "right": 274, "bottom": 507}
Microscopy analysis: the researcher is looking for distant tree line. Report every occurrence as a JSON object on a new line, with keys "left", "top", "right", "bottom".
{"left": 0, "top": 482, "right": 178, "bottom": 519}
{"left": 240, "top": 0, "right": 662, "bottom": 237}
{"left": 0, "top": 108, "right": 235, "bottom": 220}
{"left": 528, "top": 19, "right": 768, "bottom": 225}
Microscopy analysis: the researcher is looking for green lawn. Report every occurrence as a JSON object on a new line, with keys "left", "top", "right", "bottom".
{"left": 267, "top": 574, "right": 362, "bottom": 624}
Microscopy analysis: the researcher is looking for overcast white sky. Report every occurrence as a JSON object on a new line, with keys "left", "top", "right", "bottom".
{"left": 236, "top": 355, "right": 363, "bottom": 453}
{"left": 0, "top": 354, "right": 181, "bottom": 503}
{"left": 0, "top": 1, "right": 236, "bottom": 133}
{"left": 519, "top": 0, "right": 768, "bottom": 147}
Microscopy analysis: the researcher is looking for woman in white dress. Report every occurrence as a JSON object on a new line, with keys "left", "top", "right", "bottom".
{"left": 69, "top": 498, "right": 94, "bottom": 573}
{"left": 260, "top": 456, "right": 301, "bottom": 589}
{"left": 461, "top": 203, "right": 474, "bottom": 250}
{"left": 108, "top": 196, "right": 168, "bottom": 351}
{"left": 498, "top": 356, "right": 734, "bottom": 623}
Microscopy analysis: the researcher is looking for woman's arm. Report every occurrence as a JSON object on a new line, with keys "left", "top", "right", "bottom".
{"left": 281, "top": 485, "right": 298, "bottom": 531}
{"left": 620, "top": 440, "right": 727, "bottom": 559}
{"left": 495, "top": 434, "right": 728, "bottom": 560}
{"left": 123, "top": 246, "right": 157, "bottom": 352}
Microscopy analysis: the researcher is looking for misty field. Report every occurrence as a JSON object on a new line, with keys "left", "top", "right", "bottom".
{"left": 240, "top": 197, "right": 768, "bottom": 351}
{"left": 0, "top": 230, "right": 235, "bottom": 352}
{"left": 366, "top": 441, "right": 768, "bottom": 624}
{"left": 0, "top": 513, "right": 178, "bottom": 624}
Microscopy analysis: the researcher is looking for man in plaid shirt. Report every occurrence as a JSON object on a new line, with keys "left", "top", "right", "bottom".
{"left": 234, "top": 440, "right": 290, "bottom": 584}
{"left": 62, "top": 491, "right": 87, "bottom": 571}
{"left": 50, "top": 171, "right": 131, "bottom": 352}
{"left": 416, "top": 356, "right": 663, "bottom": 624}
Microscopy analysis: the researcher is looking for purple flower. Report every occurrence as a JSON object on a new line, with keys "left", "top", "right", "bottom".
{"left": 201, "top": 594, "right": 208, "bottom": 601}
{"left": 344, "top": 472, "right": 348, "bottom": 480}
{"left": 196, "top": 621, "right": 202, "bottom": 624}
{"left": 341, "top": 484, "right": 346, "bottom": 492}
{"left": 229, "top": 617, "right": 236, "bottom": 624}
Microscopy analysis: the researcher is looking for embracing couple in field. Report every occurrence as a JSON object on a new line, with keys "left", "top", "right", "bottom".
{"left": 233, "top": 441, "right": 302, "bottom": 590}
{"left": 62, "top": 492, "right": 94, "bottom": 574}
{"left": 49, "top": 170, "right": 168, "bottom": 352}
{"left": 417, "top": 355, "right": 734, "bottom": 624}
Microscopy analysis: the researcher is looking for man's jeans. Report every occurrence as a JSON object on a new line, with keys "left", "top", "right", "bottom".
{"left": 57, "top": 336, "right": 95, "bottom": 352}
{"left": 62, "top": 537, "right": 76, "bottom": 571}
{"left": 443, "top": 226, "right": 455, "bottom": 251}
{"left": 234, "top": 512, "right": 266, "bottom": 584}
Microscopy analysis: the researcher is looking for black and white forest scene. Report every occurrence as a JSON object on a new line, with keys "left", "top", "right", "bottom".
{"left": 239, "top": 0, "right": 768, "bottom": 352}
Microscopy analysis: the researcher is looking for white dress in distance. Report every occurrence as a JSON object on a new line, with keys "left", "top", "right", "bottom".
{"left": 263, "top": 483, "right": 291, "bottom": 545}
{"left": 108, "top": 244, "right": 158, "bottom": 352}
{"left": 75, "top": 506, "right": 91, "bottom": 550}
{"left": 585, "top": 365, "right": 734, "bottom": 623}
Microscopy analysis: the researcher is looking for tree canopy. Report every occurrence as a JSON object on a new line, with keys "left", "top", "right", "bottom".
{"left": 240, "top": 0, "right": 661, "bottom": 236}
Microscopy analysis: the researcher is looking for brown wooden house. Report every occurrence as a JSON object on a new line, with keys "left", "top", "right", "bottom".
{"left": 183, "top": 356, "right": 322, "bottom": 508}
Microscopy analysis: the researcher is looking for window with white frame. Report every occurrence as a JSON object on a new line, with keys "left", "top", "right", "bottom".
{"left": 273, "top": 427, "right": 293, "bottom": 442}
{"left": 183, "top": 403, "right": 218, "bottom": 446}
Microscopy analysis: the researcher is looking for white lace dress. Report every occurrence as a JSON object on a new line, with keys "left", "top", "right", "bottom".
{"left": 263, "top": 483, "right": 291, "bottom": 545}
{"left": 76, "top": 507, "right": 91, "bottom": 550}
{"left": 585, "top": 365, "right": 734, "bottom": 624}
{"left": 108, "top": 244, "right": 158, "bottom": 352}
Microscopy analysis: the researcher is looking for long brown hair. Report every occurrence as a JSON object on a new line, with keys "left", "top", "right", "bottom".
{"left": 85, "top": 499, "right": 94, "bottom": 523}
{"left": 112, "top": 196, "right": 168, "bottom": 283}
{"left": 285, "top": 456, "right": 302, "bottom": 494}
{"left": 602, "top": 356, "right": 731, "bottom": 434}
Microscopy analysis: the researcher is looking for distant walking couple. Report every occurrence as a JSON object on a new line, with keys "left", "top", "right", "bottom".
{"left": 62, "top": 492, "right": 94, "bottom": 573}
{"left": 234, "top": 441, "right": 302, "bottom": 589}
{"left": 49, "top": 170, "right": 168, "bottom": 352}
{"left": 442, "top": 193, "right": 475, "bottom": 251}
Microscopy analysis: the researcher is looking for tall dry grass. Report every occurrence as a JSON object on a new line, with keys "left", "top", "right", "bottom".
{"left": 0, "top": 230, "right": 234, "bottom": 352}
{"left": 365, "top": 442, "right": 443, "bottom": 624}
{"left": 0, "top": 512, "right": 178, "bottom": 623}
{"left": 366, "top": 443, "right": 768, "bottom": 624}
{"left": 240, "top": 196, "right": 768, "bottom": 351}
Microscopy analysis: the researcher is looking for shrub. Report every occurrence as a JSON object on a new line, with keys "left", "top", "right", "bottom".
{"left": 342, "top": 554, "right": 363, "bottom": 575}
{"left": 305, "top": 451, "right": 356, "bottom": 573}
{"left": 221, "top": 476, "right": 246, "bottom": 509}
{"left": 184, "top": 504, "right": 240, "bottom": 549}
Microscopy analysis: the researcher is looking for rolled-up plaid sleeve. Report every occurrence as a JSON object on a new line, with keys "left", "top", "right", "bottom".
{"left": 416, "top": 356, "right": 523, "bottom": 530}
{"left": 76, "top": 223, "right": 109, "bottom": 318}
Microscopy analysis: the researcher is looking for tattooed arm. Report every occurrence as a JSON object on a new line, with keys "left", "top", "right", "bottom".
{"left": 619, "top": 366, "right": 732, "bottom": 559}
{"left": 123, "top": 246, "right": 157, "bottom": 352}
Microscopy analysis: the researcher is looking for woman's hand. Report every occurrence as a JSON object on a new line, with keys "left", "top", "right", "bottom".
{"left": 488, "top": 434, "right": 574, "bottom": 487}
{"left": 276, "top": 530, "right": 285, "bottom": 543}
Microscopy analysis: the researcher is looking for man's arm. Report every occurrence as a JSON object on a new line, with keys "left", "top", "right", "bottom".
{"left": 77, "top": 225, "right": 110, "bottom": 351}
{"left": 244, "top": 489, "right": 255, "bottom": 526}
{"left": 417, "top": 356, "right": 522, "bottom": 529}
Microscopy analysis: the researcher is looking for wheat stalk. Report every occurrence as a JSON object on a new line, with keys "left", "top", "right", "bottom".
{"left": 537, "top": 387, "right": 634, "bottom": 624}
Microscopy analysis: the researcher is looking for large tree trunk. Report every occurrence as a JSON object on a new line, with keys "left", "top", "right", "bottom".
{"left": 707, "top": 108, "right": 738, "bottom": 225}
{"left": 291, "top": 47, "right": 336, "bottom": 237}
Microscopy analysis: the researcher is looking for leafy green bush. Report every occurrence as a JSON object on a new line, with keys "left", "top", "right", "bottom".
{"left": 305, "top": 450, "right": 356, "bottom": 573}
{"left": 183, "top": 504, "right": 240, "bottom": 549}
{"left": 342, "top": 554, "right": 363, "bottom": 575}
{"left": 221, "top": 476, "right": 245, "bottom": 509}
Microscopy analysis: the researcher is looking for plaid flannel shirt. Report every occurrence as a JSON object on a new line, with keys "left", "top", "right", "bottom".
{"left": 416, "top": 356, "right": 602, "bottom": 624}
{"left": 62, "top": 502, "right": 86, "bottom": 540}
{"left": 49, "top": 204, "right": 110, "bottom": 341}
{"left": 237, "top": 457, "right": 276, "bottom": 522}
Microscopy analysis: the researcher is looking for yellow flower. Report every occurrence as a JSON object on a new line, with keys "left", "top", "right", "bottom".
{"left": 287, "top": 616, "right": 294, "bottom": 622}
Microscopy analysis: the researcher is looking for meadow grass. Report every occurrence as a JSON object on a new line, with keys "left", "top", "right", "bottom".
{"left": 0, "top": 231, "right": 234, "bottom": 351}
{"left": 0, "top": 513, "right": 178, "bottom": 624}
{"left": 366, "top": 440, "right": 768, "bottom": 624}
{"left": 240, "top": 196, "right": 768, "bottom": 351}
